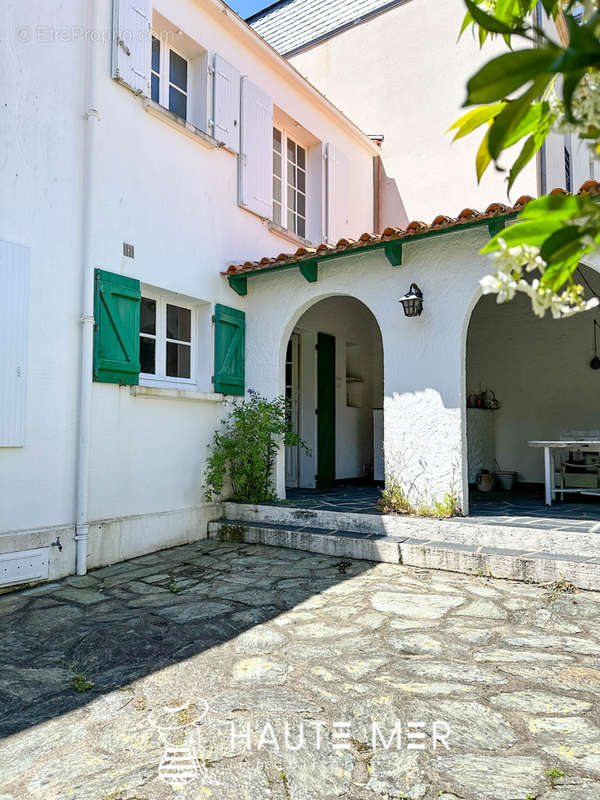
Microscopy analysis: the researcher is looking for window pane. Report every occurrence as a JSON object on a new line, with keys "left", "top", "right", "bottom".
{"left": 297, "top": 193, "right": 305, "bottom": 217}
{"left": 273, "top": 127, "right": 282, "bottom": 152}
{"left": 273, "top": 151, "right": 282, "bottom": 178}
{"left": 140, "top": 336, "right": 156, "bottom": 374}
{"left": 297, "top": 168, "right": 305, "bottom": 193}
{"left": 287, "top": 137, "right": 295, "bottom": 161}
{"left": 152, "top": 36, "right": 160, "bottom": 73}
{"left": 273, "top": 176, "right": 281, "bottom": 203}
{"left": 169, "top": 50, "right": 187, "bottom": 91}
{"left": 297, "top": 217, "right": 306, "bottom": 239}
{"left": 287, "top": 164, "right": 296, "bottom": 188}
{"left": 297, "top": 145, "right": 306, "bottom": 169}
{"left": 287, "top": 185, "right": 296, "bottom": 211}
{"left": 151, "top": 74, "right": 160, "bottom": 103}
{"left": 273, "top": 202, "right": 282, "bottom": 226}
{"left": 169, "top": 86, "right": 187, "bottom": 119}
{"left": 140, "top": 297, "right": 156, "bottom": 335}
{"left": 287, "top": 209, "right": 295, "bottom": 232}
{"left": 166, "top": 304, "right": 191, "bottom": 342}
{"left": 166, "top": 342, "right": 191, "bottom": 378}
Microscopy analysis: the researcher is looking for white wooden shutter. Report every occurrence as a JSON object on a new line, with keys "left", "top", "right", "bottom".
{"left": 112, "top": 0, "right": 151, "bottom": 95}
{"left": 212, "top": 54, "right": 241, "bottom": 152}
{"left": 325, "top": 141, "right": 350, "bottom": 244}
{"left": 0, "top": 240, "right": 29, "bottom": 447}
{"left": 239, "top": 78, "right": 273, "bottom": 219}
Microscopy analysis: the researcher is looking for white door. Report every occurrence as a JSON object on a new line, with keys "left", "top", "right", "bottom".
{"left": 285, "top": 333, "right": 300, "bottom": 487}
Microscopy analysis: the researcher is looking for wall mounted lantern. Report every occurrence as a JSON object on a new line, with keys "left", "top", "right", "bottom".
{"left": 399, "top": 283, "right": 423, "bottom": 317}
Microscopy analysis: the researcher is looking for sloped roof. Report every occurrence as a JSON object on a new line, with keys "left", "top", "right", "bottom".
{"left": 248, "top": 0, "right": 405, "bottom": 56}
{"left": 224, "top": 181, "right": 600, "bottom": 283}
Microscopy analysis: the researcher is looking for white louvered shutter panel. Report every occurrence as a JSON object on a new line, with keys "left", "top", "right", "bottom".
{"left": 112, "top": 0, "right": 151, "bottom": 95}
{"left": 325, "top": 142, "right": 350, "bottom": 244}
{"left": 0, "top": 240, "right": 29, "bottom": 447}
{"left": 239, "top": 78, "right": 273, "bottom": 219}
{"left": 212, "top": 54, "right": 241, "bottom": 152}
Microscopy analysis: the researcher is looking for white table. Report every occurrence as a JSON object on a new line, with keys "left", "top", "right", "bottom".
{"left": 528, "top": 440, "right": 600, "bottom": 505}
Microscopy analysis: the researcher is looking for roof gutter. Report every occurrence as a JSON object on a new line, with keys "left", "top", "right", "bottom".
{"left": 203, "top": 0, "right": 381, "bottom": 155}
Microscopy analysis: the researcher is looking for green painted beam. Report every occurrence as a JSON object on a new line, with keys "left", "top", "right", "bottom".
{"left": 384, "top": 241, "right": 403, "bottom": 267}
{"left": 228, "top": 275, "right": 248, "bottom": 296}
{"left": 299, "top": 260, "right": 318, "bottom": 282}
{"left": 487, "top": 218, "right": 506, "bottom": 238}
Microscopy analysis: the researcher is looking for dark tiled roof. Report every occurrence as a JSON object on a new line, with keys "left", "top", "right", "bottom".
{"left": 224, "top": 181, "right": 600, "bottom": 279}
{"left": 248, "top": 0, "right": 401, "bottom": 57}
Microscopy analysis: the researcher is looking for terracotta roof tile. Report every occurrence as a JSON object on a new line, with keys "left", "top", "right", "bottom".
{"left": 224, "top": 181, "right": 600, "bottom": 277}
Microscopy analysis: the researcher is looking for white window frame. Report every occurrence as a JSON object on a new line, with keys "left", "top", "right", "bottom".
{"left": 139, "top": 290, "right": 197, "bottom": 389}
{"left": 273, "top": 125, "right": 307, "bottom": 239}
{"left": 151, "top": 33, "right": 190, "bottom": 121}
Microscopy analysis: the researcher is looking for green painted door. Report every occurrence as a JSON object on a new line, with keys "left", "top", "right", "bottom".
{"left": 317, "top": 332, "right": 336, "bottom": 488}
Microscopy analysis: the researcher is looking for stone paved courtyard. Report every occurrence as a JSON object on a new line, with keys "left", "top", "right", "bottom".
{"left": 2, "top": 540, "right": 600, "bottom": 799}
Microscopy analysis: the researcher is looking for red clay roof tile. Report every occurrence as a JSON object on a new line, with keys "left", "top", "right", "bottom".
{"left": 224, "top": 181, "right": 600, "bottom": 277}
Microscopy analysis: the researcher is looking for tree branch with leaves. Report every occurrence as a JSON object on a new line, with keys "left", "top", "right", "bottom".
{"left": 451, "top": 0, "right": 600, "bottom": 317}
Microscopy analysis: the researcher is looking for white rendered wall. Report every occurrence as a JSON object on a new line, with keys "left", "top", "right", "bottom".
{"left": 0, "top": 0, "right": 375, "bottom": 577}
{"left": 290, "top": 296, "right": 383, "bottom": 486}
{"left": 466, "top": 268, "right": 600, "bottom": 483}
{"left": 288, "top": 0, "right": 539, "bottom": 224}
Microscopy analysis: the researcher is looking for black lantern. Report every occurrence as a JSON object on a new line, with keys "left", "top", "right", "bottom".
{"left": 399, "top": 283, "right": 423, "bottom": 317}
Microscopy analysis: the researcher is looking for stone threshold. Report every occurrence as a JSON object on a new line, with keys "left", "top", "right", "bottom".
{"left": 210, "top": 508, "right": 600, "bottom": 591}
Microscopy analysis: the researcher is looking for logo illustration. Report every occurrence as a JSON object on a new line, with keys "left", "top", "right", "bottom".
{"left": 149, "top": 699, "right": 218, "bottom": 789}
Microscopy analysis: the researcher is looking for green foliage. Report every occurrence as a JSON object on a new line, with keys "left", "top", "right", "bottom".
{"left": 204, "top": 390, "right": 310, "bottom": 504}
{"left": 453, "top": 0, "right": 600, "bottom": 315}
{"left": 378, "top": 479, "right": 461, "bottom": 518}
{"left": 546, "top": 766, "right": 565, "bottom": 787}
{"left": 72, "top": 673, "right": 94, "bottom": 692}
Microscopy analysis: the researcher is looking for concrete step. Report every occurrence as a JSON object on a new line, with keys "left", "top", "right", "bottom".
{"left": 222, "top": 501, "right": 600, "bottom": 558}
{"left": 208, "top": 519, "right": 401, "bottom": 563}
{"left": 209, "top": 515, "right": 600, "bottom": 591}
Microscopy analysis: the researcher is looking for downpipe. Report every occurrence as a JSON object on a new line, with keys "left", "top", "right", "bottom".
{"left": 75, "top": 0, "right": 99, "bottom": 575}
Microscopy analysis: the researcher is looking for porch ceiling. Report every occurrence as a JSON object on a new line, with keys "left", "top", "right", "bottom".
{"left": 223, "top": 180, "right": 600, "bottom": 296}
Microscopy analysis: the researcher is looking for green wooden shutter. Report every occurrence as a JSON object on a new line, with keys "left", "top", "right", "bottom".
{"left": 93, "top": 269, "right": 141, "bottom": 385}
{"left": 213, "top": 303, "right": 245, "bottom": 395}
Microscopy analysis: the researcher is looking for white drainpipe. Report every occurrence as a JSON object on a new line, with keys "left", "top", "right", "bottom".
{"left": 76, "top": 0, "right": 100, "bottom": 575}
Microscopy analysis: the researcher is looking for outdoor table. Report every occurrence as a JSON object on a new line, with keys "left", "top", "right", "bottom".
{"left": 528, "top": 440, "right": 600, "bottom": 506}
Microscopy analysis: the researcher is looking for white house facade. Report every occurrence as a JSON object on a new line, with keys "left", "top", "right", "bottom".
{"left": 0, "top": 0, "right": 378, "bottom": 584}
{"left": 2, "top": 0, "right": 600, "bottom": 590}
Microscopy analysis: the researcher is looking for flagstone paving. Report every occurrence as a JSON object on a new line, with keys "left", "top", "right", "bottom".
{"left": 1, "top": 539, "right": 600, "bottom": 799}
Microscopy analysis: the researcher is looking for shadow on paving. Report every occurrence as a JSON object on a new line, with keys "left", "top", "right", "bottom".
{"left": 0, "top": 538, "right": 374, "bottom": 740}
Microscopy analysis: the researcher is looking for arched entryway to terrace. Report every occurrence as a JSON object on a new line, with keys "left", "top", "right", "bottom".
{"left": 282, "top": 295, "right": 384, "bottom": 494}
{"left": 464, "top": 263, "right": 600, "bottom": 518}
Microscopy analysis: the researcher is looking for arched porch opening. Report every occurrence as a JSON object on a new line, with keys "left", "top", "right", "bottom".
{"left": 464, "top": 263, "right": 600, "bottom": 514}
{"left": 282, "top": 295, "right": 384, "bottom": 494}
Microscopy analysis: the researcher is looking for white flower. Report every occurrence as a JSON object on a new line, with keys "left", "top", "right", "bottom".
{"left": 479, "top": 270, "right": 518, "bottom": 302}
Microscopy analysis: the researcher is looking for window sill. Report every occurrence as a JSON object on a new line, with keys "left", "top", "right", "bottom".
{"left": 131, "top": 385, "right": 224, "bottom": 403}
{"left": 142, "top": 98, "right": 233, "bottom": 152}
{"left": 267, "top": 221, "right": 316, "bottom": 249}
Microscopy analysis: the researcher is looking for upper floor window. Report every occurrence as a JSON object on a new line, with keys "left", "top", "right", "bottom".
{"left": 273, "top": 127, "right": 307, "bottom": 239}
{"left": 151, "top": 35, "right": 189, "bottom": 121}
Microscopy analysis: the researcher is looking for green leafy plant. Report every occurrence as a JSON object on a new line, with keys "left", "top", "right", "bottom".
{"left": 204, "top": 390, "right": 309, "bottom": 504}
{"left": 72, "top": 672, "right": 94, "bottom": 692}
{"left": 379, "top": 478, "right": 461, "bottom": 518}
{"left": 546, "top": 766, "right": 565, "bottom": 787}
{"left": 451, "top": 1, "right": 600, "bottom": 318}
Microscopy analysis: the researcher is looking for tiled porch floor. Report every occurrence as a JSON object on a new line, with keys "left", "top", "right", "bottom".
{"left": 279, "top": 484, "right": 600, "bottom": 534}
